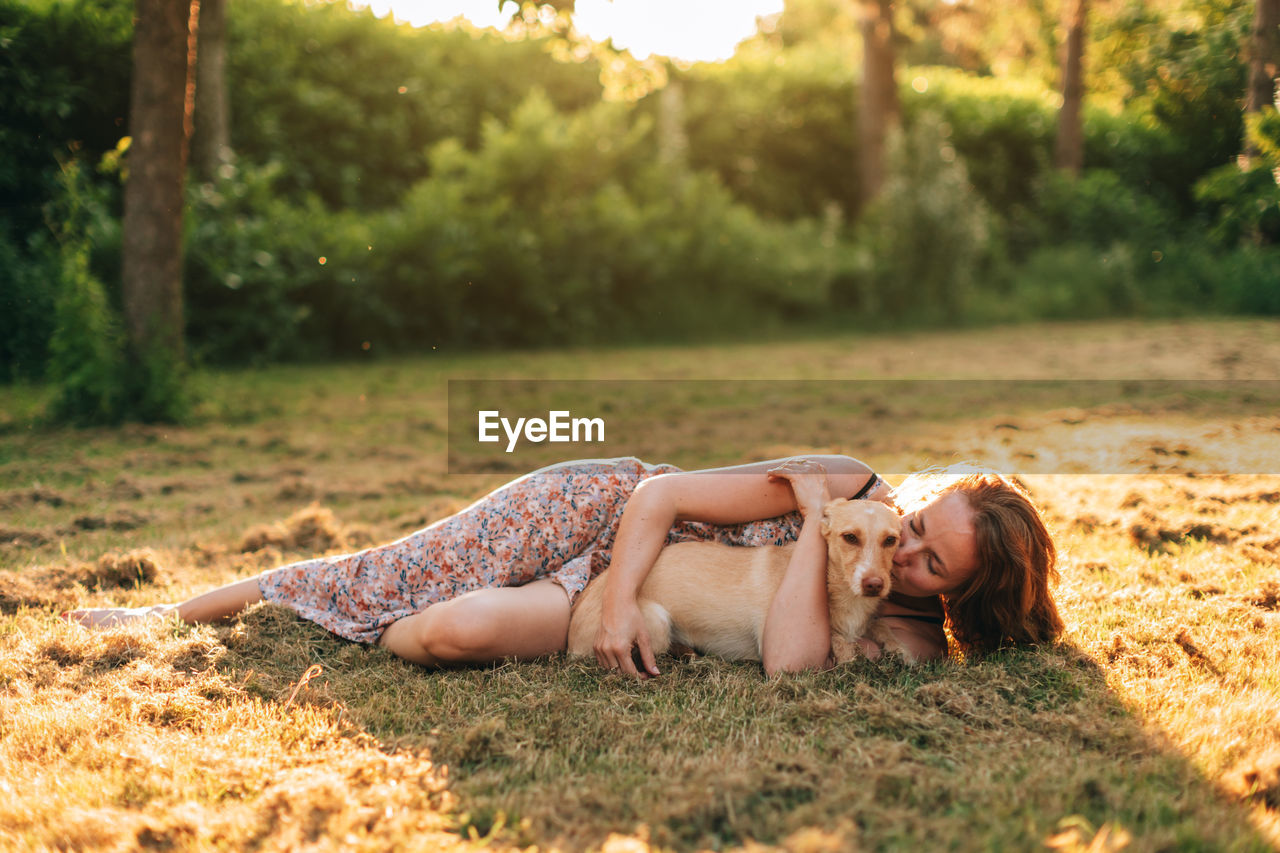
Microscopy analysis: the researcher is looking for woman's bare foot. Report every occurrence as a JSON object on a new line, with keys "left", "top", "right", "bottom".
{"left": 61, "top": 604, "right": 178, "bottom": 628}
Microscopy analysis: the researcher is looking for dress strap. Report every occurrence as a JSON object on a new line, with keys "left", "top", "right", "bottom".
{"left": 849, "top": 473, "right": 883, "bottom": 501}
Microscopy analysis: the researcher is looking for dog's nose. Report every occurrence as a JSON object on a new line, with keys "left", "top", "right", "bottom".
{"left": 862, "top": 576, "right": 885, "bottom": 597}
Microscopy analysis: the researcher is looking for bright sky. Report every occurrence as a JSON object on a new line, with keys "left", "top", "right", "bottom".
{"left": 351, "top": 0, "right": 785, "bottom": 62}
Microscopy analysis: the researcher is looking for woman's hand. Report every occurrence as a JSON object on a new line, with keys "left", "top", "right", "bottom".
{"left": 766, "top": 458, "right": 832, "bottom": 519}
{"left": 594, "top": 599, "right": 658, "bottom": 679}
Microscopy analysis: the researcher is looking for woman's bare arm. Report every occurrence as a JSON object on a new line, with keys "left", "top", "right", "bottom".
{"left": 595, "top": 455, "right": 875, "bottom": 678}
{"left": 759, "top": 460, "right": 838, "bottom": 674}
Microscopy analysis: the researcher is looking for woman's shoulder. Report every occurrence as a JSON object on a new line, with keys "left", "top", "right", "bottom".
{"left": 878, "top": 592, "right": 948, "bottom": 661}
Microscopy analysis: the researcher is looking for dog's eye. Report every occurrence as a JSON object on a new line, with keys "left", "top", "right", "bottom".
{"left": 842, "top": 532, "right": 860, "bottom": 546}
{"left": 883, "top": 535, "right": 898, "bottom": 547}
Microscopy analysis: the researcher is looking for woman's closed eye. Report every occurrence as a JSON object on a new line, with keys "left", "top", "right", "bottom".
{"left": 910, "top": 517, "right": 940, "bottom": 575}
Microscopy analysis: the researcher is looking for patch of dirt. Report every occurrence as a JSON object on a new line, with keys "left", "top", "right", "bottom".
{"left": 1224, "top": 749, "right": 1280, "bottom": 811}
{"left": 84, "top": 550, "right": 163, "bottom": 588}
{"left": 109, "top": 478, "right": 145, "bottom": 500}
{"left": 0, "top": 549, "right": 163, "bottom": 614}
{"left": 238, "top": 505, "right": 373, "bottom": 554}
{"left": 1072, "top": 514, "right": 1118, "bottom": 534}
{"left": 1120, "top": 491, "right": 1145, "bottom": 508}
{"left": 385, "top": 474, "right": 448, "bottom": 496}
{"left": 1242, "top": 544, "right": 1280, "bottom": 567}
{"left": 276, "top": 478, "right": 319, "bottom": 502}
{"left": 1245, "top": 581, "right": 1280, "bottom": 611}
{"left": 0, "top": 527, "right": 50, "bottom": 548}
{"left": 1127, "top": 507, "right": 1257, "bottom": 554}
{"left": 1173, "top": 629, "right": 1222, "bottom": 676}
{"left": 69, "top": 510, "right": 151, "bottom": 533}
{"left": 0, "top": 572, "right": 73, "bottom": 614}
{"left": 0, "top": 487, "right": 67, "bottom": 509}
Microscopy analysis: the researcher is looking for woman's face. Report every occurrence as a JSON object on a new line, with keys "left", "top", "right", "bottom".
{"left": 892, "top": 491, "right": 979, "bottom": 598}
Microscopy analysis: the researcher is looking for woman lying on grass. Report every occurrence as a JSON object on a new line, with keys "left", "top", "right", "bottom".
{"left": 64, "top": 456, "right": 1063, "bottom": 676}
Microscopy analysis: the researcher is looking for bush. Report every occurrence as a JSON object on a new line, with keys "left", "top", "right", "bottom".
{"left": 364, "top": 91, "right": 836, "bottom": 348}
{"left": 1006, "top": 169, "right": 1178, "bottom": 260}
{"left": 181, "top": 91, "right": 838, "bottom": 361}
{"left": 0, "top": 0, "right": 132, "bottom": 239}
{"left": 227, "top": 0, "right": 604, "bottom": 211}
{"left": 0, "top": 230, "right": 59, "bottom": 381}
{"left": 1194, "top": 164, "right": 1280, "bottom": 248}
{"left": 1209, "top": 246, "right": 1280, "bottom": 314}
{"left": 42, "top": 159, "right": 189, "bottom": 424}
{"left": 184, "top": 161, "right": 373, "bottom": 365}
{"left": 672, "top": 45, "right": 858, "bottom": 220}
{"left": 843, "top": 112, "right": 997, "bottom": 322}
{"left": 903, "top": 68, "right": 1058, "bottom": 216}
{"left": 1193, "top": 106, "right": 1280, "bottom": 248}
{"left": 43, "top": 160, "right": 127, "bottom": 424}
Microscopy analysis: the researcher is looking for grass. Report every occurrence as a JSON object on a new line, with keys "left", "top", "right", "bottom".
{"left": 1, "top": 318, "right": 1279, "bottom": 851}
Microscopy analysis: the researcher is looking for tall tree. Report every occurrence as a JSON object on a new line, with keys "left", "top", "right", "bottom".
{"left": 193, "top": 0, "right": 230, "bottom": 178}
{"left": 120, "top": 0, "right": 198, "bottom": 367}
{"left": 1243, "top": 0, "right": 1280, "bottom": 166}
{"left": 856, "top": 0, "right": 900, "bottom": 213}
{"left": 1054, "top": 0, "right": 1088, "bottom": 175}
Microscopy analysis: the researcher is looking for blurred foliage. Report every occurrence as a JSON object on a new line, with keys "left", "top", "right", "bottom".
{"left": 43, "top": 158, "right": 127, "bottom": 424}
{"left": 840, "top": 112, "right": 997, "bottom": 322}
{"left": 0, "top": 229, "right": 59, "bottom": 381}
{"left": 228, "top": 0, "right": 603, "bottom": 210}
{"left": 184, "top": 91, "right": 836, "bottom": 360}
{"left": 667, "top": 45, "right": 858, "bottom": 220}
{"left": 0, "top": 0, "right": 131, "bottom": 239}
{"left": 2, "top": 0, "right": 1278, "bottom": 384}
{"left": 1194, "top": 107, "right": 1280, "bottom": 247}
{"left": 42, "top": 158, "right": 190, "bottom": 424}
{"left": 183, "top": 160, "right": 371, "bottom": 365}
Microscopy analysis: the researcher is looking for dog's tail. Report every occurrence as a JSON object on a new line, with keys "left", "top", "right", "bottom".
{"left": 638, "top": 600, "right": 674, "bottom": 656}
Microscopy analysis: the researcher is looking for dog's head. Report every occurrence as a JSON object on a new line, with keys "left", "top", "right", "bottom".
{"left": 819, "top": 498, "right": 900, "bottom": 599}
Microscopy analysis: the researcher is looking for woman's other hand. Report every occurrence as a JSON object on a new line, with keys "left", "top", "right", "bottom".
{"left": 594, "top": 599, "right": 659, "bottom": 679}
{"left": 766, "top": 458, "right": 832, "bottom": 518}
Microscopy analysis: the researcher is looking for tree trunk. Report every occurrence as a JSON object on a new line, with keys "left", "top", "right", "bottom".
{"left": 1054, "top": 0, "right": 1088, "bottom": 175}
{"left": 192, "top": 0, "right": 230, "bottom": 178}
{"left": 856, "top": 0, "right": 900, "bottom": 214}
{"left": 121, "top": 0, "right": 198, "bottom": 364}
{"left": 1243, "top": 0, "right": 1280, "bottom": 166}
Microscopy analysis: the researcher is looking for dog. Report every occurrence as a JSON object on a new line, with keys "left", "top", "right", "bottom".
{"left": 567, "top": 498, "right": 913, "bottom": 666}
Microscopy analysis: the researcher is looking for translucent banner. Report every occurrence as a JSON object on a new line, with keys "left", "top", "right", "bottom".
{"left": 447, "top": 379, "right": 1280, "bottom": 476}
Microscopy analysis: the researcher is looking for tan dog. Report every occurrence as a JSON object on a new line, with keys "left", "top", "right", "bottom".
{"left": 568, "top": 498, "right": 913, "bottom": 665}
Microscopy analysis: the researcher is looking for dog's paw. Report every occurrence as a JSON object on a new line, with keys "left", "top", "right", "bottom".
{"left": 867, "top": 620, "right": 920, "bottom": 665}
{"left": 832, "top": 634, "right": 879, "bottom": 664}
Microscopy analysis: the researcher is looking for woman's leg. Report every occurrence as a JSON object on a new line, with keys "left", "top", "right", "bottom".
{"left": 64, "top": 575, "right": 265, "bottom": 627}
{"left": 377, "top": 578, "right": 570, "bottom": 667}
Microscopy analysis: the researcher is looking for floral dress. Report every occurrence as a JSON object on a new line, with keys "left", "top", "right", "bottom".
{"left": 258, "top": 457, "right": 805, "bottom": 643}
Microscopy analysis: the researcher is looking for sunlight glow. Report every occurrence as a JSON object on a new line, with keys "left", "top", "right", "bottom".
{"left": 350, "top": 0, "right": 784, "bottom": 63}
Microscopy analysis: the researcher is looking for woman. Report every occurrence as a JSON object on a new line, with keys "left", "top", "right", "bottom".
{"left": 64, "top": 455, "right": 1063, "bottom": 675}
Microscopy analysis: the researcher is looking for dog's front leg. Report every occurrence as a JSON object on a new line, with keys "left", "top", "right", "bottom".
{"left": 831, "top": 633, "right": 881, "bottom": 664}
{"left": 867, "top": 619, "right": 919, "bottom": 664}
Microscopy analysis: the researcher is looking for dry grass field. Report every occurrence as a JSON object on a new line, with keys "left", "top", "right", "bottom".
{"left": 1, "top": 318, "right": 1278, "bottom": 851}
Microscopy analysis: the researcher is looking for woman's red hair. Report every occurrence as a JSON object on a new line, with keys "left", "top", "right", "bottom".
{"left": 895, "top": 467, "right": 1064, "bottom": 657}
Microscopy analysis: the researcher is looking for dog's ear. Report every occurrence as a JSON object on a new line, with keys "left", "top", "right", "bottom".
{"left": 820, "top": 498, "right": 846, "bottom": 536}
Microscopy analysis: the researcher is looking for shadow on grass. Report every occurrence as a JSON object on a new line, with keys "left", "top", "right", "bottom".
{"left": 215, "top": 603, "right": 1276, "bottom": 851}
